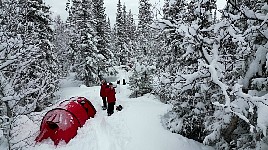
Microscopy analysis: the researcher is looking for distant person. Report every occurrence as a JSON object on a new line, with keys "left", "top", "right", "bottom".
{"left": 107, "top": 83, "right": 116, "bottom": 116}
{"left": 100, "top": 79, "right": 108, "bottom": 110}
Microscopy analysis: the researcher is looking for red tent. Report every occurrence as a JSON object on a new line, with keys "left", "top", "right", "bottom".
{"left": 35, "top": 97, "right": 96, "bottom": 145}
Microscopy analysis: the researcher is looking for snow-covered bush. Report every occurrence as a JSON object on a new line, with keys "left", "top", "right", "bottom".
{"left": 129, "top": 62, "right": 153, "bottom": 98}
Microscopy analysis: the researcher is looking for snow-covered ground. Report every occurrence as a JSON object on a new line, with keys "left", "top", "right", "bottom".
{"left": 15, "top": 67, "right": 214, "bottom": 150}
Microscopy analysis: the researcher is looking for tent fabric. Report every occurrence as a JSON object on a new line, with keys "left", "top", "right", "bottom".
{"left": 69, "top": 97, "right": 96, "bottom": 118}
{"left": 35, "top": 97, "right": 96, "bottom": 145}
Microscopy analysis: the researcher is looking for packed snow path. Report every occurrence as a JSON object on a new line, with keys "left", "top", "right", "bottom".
{"left": 30, "top": 67, "right": 213, "bottom": 150}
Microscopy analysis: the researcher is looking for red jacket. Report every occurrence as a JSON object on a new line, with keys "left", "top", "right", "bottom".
{"left": 107, "top": 88, "right": 116, "bottom": 103}
{"left": 100, "top": 83, "right": 108, "bottom": 97}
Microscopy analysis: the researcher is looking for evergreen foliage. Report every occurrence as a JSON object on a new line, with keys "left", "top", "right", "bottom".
{"left": 92, "top": 0, "right": 111, "bottom": 59}
{"left": 53, "top": 16, "right": 71, "bottom": 77}
{"left": 138, "top": 0, "right": 153, "bottom": 30}
{"left": 114, "top": 0, "right": 126, "bottom": 65}
{"left": 154, "top": 0, "right": 268, "bottom": 149}
{"left": 129, "top": 62, "right": 153, "bottom": 98}
{"left": 137, "top": 0, "right": 153, "bottom": 57}
{"left": 0, "top": 0, "right": 59, "bottom": 112}
{"left": 66, "top": 0, "right": 106, "bottom": 86}
{"left": 113, "top": 0, "right": 137, "bottom": 65}
{"left": 0, "top": 0, "right": 59, "bottom": 149}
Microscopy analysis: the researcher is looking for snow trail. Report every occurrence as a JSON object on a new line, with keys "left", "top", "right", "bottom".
{"left": 28, "top": 67, "right": 214, "bottom": 150}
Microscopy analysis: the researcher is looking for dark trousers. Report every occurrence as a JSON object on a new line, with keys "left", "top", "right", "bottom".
{"left": 102, "top": 97, "right": 107, "bottom": 108}
{"left": 107, "top": 102, "right": 115, "bottom": 115}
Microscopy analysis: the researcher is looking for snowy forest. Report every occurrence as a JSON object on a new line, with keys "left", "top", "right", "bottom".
{"left": 1, "top": 0, "right": 268, "bottom": 149}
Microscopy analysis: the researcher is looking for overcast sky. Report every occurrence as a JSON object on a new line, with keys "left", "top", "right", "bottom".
{"left": 104, "top": 0, "right": 163, "bottom": 25}
{"left": 44, "top": 0, "right": 163, "bottom": 25}
{"left": 44, "top": 0, "right": 226, "bottom": 26}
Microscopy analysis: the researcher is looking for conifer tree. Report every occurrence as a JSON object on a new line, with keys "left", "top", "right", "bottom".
{"left": 92, "top": 0, "right": 111, "bottom": 60}
{"left": 137, "top": 0, "right": 153, "bottom": 57}
{"left": 15, "top": 0, "right": 59, "bottom": 111}
{"left": 0, "top": 2, "right": 23, "bottom": 146}
{"left": 126, "top": 10, "right": 136, "bottom": 41}
{"left": 122, "top": 4, "right": 127, "bottom": 41}
{"left": 66, "top": 0, "right": 105, "bottom": 86}
{"left": 159, "top": 0, "right": 188, "bottom": 71}
{"left": 113, "top": 1, "right": 138, "bottom": 65}
{"left": 53, "top": 16, "right": 71, "bottom": 77}
{"left": 1, "top": 0, "right": 59, "bottom": 148}
{"left": 114, "top": 0, "right": 126, "bottom": 65}
{"left": 138, "top": 0, "right": 153, "bottom": 30}
{"left": 125, "top": 9, "right": 137, "bottom": 59}
{"left": 105, "top": 17, "right": 113, "bottom": 56}
{"left": 128, "top": 0, "right": 157, "bottom": 97}
{"left": 119, "top": 4, "right": 130, "bottom": 64}
{"left": 129, "top": 62, "right": 153, "bottom": 97}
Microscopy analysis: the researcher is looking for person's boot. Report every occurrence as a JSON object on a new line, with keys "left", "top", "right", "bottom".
{"left": 102, "top": 106, "right": 107, "bottom": 110}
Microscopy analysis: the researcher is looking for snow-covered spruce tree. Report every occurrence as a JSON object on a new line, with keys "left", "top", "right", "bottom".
{"left": 53, "top": 15, "right": 71, "bottom": 77}
{"left": 104, "top": 17, "right": 117, "bottom": 68}
{"left": 92, "top": 0, "right": 111, "bottom": 60}
{"left": 138, "top": 0, "right": 153, "bottom": 31}
{"left": 129, "top": 62, "right": 153, "bottom": 98}
{"left": 119, "top": 4, "right": 129, "bottom": 65}
{"left": 113, "top": 0, "right": 123, "bottom": 65}
{"left": 0, "top": 0, "right": 59, "bottom": 112}
{"left": 163, "top": 0, "right": 187, "bottom": 21}
{"left": 114, "top": 0, "right": 131, "bottom": 65}
{"left": 128, "top": 0, "right": 161, "bottom": 99}
{"left": 112, "top": 1, "right": 137, "bottom": 66}
{"left": 105, "top": 17, "right": 112, "bottom": 50}
{"left": 16, "top": 0, "right": 60, "bottom": 111}
{"left": 137, "top": 0, "right": 154, "bottom": 58}
{"left": 0, "top": 1, "right": 23, "bottom": 148}
{"left": 124, "top": 9, "right": 137, "bottom": 62}
{"left": 122, "top": 4, "right": 127, "bottom": 41}
{"left": 153, "top": 0, "right": 190, "bottom": 105}
{"left": 126, "top": 10, "right": 136, "bottom": 42}
{"left": 179, "top": 0, "right": 218, "bottom": 143}
{"left": 66, "top": 0, "right": 105, "bottom": 86}
{"left": 158, "top": 0, "right": 249, "bottom": 147}
{"left": 156, "top": 0, "right": 188, "bottom": 72}
{"left": 92, "top": 0, "right": 113, "bottom": 77}
{"left": 1, "top": 0, "right": 59, "bottom": 149}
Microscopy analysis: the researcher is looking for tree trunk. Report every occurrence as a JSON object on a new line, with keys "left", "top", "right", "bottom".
{"left": 4, "top": 101, "right": 12, "bottom": 150}
{"left": 223, "top": 116, "right": 238, "bottom": 143}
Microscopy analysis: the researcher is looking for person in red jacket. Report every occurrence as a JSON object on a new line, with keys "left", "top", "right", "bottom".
{"left": 107, "top": 83, "right": 116, "bottom": 116}
{"left": 100, "top": 79, "right": 108, "bottom": 110}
